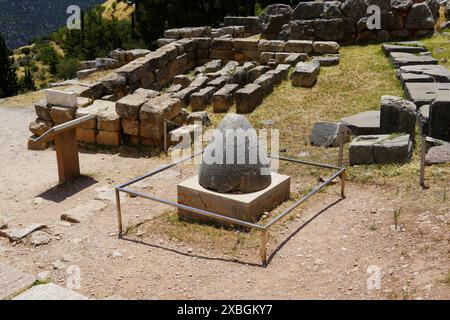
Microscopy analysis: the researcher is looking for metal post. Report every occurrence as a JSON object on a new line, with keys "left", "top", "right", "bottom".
{"left": 260, "top": 230, "right": 268, "bottom": 266}
{"left": 340, "top": 170, "right": 346, "bottom": 198}
{"left": 338, "top": 129, "right": 345, "bottom": 168}
{"left": 115, "top": 188, "right": 123, "bottom": 238}
{"left": 164, "top": 120, "right": 168, "bottom": 155}
{"left": 420, "top": 134, "right": 427, "bottom": 189}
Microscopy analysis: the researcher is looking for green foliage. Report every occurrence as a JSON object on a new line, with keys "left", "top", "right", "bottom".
{"left": 19, "top": 66, "right": 35, "bottom": 92}
{"left": 52, "top": 6, "right": 138, "bottom": 60}
{"left": 0, "top": 33, "right": 18, "bottom": 98}
{"left": 56, "top": 58, "right": 80, "bottom": 80}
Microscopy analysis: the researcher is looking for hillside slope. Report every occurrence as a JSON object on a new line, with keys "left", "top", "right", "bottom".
{"left": 0, "top": 0, "right": 104, "bottom": 49}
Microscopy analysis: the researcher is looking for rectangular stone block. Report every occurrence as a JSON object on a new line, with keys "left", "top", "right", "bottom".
{"left": 96, "top": 130, "right": 121, "bottom": 146}
{"left": 260, "top": 52, "right": 275, "bottom": 64}
{"left": 284, "top": 53, "right": 307, "bottom": 65}
{"left": 254, "top": 74, "right": 275, "bottom": 96}
{"left": 285, "top": 40, "right": 313, "bottom": 53}
{"left": 291, "top": 61, "right": 320, "bottom": 88}
{"left": 76, "top": 128, "right": 96, "bottom": 144}
{"left": 76, "top": 100, "right": 111, "bottom": 129}
{"left": 349, "top": 135, "right": 413, "bottom": 166}
{"left": 266, "top": 69, "right": 284, "bottom": 85}
{"left": 45, "top": 89, "right": 78, "bottom": 108}
{"left": 429, "top": 98, "right": 450, "bottom": 141}
{"left": 210, "top": 49, "right": 234, "bottom": 60}
{"left": 233, "top": 38, "right": 259, "bottom": 51}
{"left": 121, "top": 119, "right": 140, "bottom": 136}
{"left": 97, "top": 102, "right": 121, "bottom": 132}
{"left": 171, "top": 87, "right": 199, "bottom": 107}
{"left": 208, "top": 75, "right": 230, "bottom": 89}
{"left": 116, "top": 63, "right": 148, "bottom": 84}
{"left": 276, "top": 64, "right": 291, "bottom": 80}
{"left": 49, "top": 106, "right": 76, "bottom": 123}
{"left": 34, "top": 100, "right": 52, "bottom": 121}
{"left": 178, "top": 174, "right": 290, "bottom": 223}
{"left": 312, "top": 41, "right": 340, "bottom": 54}
{"left": 275, "top": 52, "right": 291, "bottom": 64}
{"left": 258, "top": 40, "right": 285, "bottom": 52}
{"left": 0, "top": 263, "right": 36, "bottom": 300}
{"left": 212, "top": 84, "right": 239, "bottom": 113}
{"left": 190, "top": 86, "right": 217, "bottom": 112}
{"left": 211, "top": 38, "right": 234, "bottom": 50}
{"left": 115, "top": 93, "right": 147, "bottom": 120}
{"left": 235, "top": 83, "right": 263, "bottom": 114}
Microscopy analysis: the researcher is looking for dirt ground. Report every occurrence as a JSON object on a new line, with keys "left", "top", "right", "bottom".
{"left": 0, "top": 104, "right": 449, "bottom": 300}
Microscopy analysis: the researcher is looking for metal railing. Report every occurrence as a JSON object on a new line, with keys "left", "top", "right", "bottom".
{"left": 115, "top": 134, "right": 347, "bottom": 265}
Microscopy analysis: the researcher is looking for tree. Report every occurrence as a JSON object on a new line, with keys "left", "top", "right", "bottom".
{"left": 0, "top": 33, "right": 18, "bottom": 98}
{"left": 20, "top": 66, "right": 36, "bottom": 92}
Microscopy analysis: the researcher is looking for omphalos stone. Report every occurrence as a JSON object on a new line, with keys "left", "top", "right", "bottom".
{"left": 199, "top": 114, "right": 271, "bottom": 194}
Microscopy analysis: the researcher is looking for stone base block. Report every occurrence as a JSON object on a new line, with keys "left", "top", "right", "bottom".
{"left": 177, "top": 173, "right": 291, "bottom": 224}
{"left": 96, "top": 131, "right": 121, "bottom": 146}
{"left": 76, "top": 128, "right": 97, "bottom": 144}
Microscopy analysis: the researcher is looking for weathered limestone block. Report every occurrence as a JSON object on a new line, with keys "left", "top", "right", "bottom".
{"left": 228, "top": 67, "right": 249, "bottom": 88}
{"left": 45, "top": 89, "right": 78, "bottom": 108}
{"left": 140, "top": 95, "right": 182, "bottom": 140}
{"left": 405, "top": 2, "right": 435, "bottom": 30}
{"left": 312, "top": 41, "right": 340, "bottom": 54}
{"left": 28, "top": 136, "right": 50, "bottom": 150}
{"left": 29, "top": 119, "right": 53, "bottom": 136}
{"left": 190, "top": 87, "right": 217, "bottom": 112}
{"left": 76, "top": 128, "right": 96, "bottom": 144}
{"left": 116, "top": 63, "right": 148, "bottom": 85}
{"left": 349, "top": 135, "right": 413, "bottom": 166}
{"left": 212, "top": 84, "right": 239, "bottom": 113}
{"left": 247, "top": 66, "right": 270, "bottom": 83}
{"left": 76, "top": 99, "right": 110, "bottom": 129}
{"left": 266, "top": 69, "right": 284, "bottom": 85}
{"left": 380, "top": 95, "right": 417, "bottom": 137}
{"left": 429, "top": 98, "right": 450, "bottom": 141}
{"left": 187, "top": 111, "right": 212, "bottom": 127}
{"left": 77, "top": 69, "right": 96, "bottom": 80}
{"left": 258, "top": 40, "right": 286, "bottom": 52}
{"left": 235, "top": 84, "right": 263, "bottom": 113}
{"left": 168, "top": 53, "right": 189, "bottom": 77}
{"left": 254, "top": 73, "right": 275, "bottom": 96}
{"left": 260, "top": 52, "right": 276, "bottom": 64}
{"left": 171, "top": 86, "right": 200, "bottom": 107}
{"left": 208, "top": 75, "right": 230, "bottom": 89}
{"left": 426, "top": 144, "right": 450, "bottom": 166}
{"left": 211, "top": 38, "right": 234, "bottom": 50}
{"left": 275, "top": 52, "right": 291, "bottom": 63}
{"left": 0, "top": 262, "right": 36, "bottom": 300}
{"left": 50, "top": 106, "right": 76, "bottom": 123}
{"left": 204, "top": 60, "right": 223, "bottom": 73}
{"left": 98, "top": 73, "right": 127, "bottom": 95}
{"left": 389, "top": 52, "right": 438, "bottom": 68}
{"left": 284, "top": 53, "right": 307, "bottom": 65}
{"left": 97, "top": 102, "right": 121, "bottom": 132}
{"left": 340, "top": 111, "right": 381, "bottom": 136}
{"left": 312, "top": 54, "right": 340, "bottom": 66}
{"left": 115, "top": 93, "right": 147, "bottom": 120}
{"left": 314, "top": 18, "right": 353, "bottom": 41}
{"left": 34, "top": 100, "right": 52, "bottom": 121}
{"left": 291, "top": 61, "right": 320, "bottom": 88}
{"left": 276, "top": 64, "right": 291, "bottom": 81}
{"left": 210, "top": 49, "right": 234, "bottom": 60}
{"left": 190, "top": 76, "right": 209, "bottom": 89}
{"left": 293, "top": 1, "right": 324, "bottom": 20}
{"left": 96, "top": 131, "right": 122, "bottom": 146}
{"left": 310, "top": 122, "right": 351, "bottom": 147}
{"left": 121, "top": 119, "right": 140, "bottom": 136}
{"left": 284, "top": 40, "right": 313, "bottom": 53}
{"left": 233, "top": 38, "right": 259, "bottom": 51}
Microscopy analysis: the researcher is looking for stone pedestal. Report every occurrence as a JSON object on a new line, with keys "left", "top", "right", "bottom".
{"left": 177, "top": 173, "right": 291, "bottom": 224}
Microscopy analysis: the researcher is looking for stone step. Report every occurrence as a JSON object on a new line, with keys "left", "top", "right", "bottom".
{"left": 0, "top": 262, "right": 36, "bottom": 300}
{"left": 340, "top": 111, "right": 381, "bottom": 136}
{"left": 13, "top": 283, "right": 88, "bottom": 300}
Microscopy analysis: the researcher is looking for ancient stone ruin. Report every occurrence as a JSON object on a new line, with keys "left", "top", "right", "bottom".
{"left": 223, "top": 0, "right": 439, "bottom": 43}
{"left": 178, "top": 114, "right": 291, "bottom": 224}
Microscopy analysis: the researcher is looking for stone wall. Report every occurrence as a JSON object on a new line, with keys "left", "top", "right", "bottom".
{"left": 224, "top": 0, "right": 440, "bottom": 44}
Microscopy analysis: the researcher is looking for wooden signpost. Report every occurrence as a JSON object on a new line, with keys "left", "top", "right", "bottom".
{"left": 30, "top": 115, "right": 96, "bottom": 184}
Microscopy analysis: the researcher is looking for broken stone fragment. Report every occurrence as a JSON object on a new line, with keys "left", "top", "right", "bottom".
{"left": 0, "top": 223, "right": 47, "bottom": 242}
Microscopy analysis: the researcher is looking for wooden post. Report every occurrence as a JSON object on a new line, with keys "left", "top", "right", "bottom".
{"left": 54, "top": 129, "right": 80, "bottom": 184}
{"left": 260, "top": 230, "right": 268, "bottom": 266}
{"left": 31, "top": 115, "right": 95, "bottom": 185}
